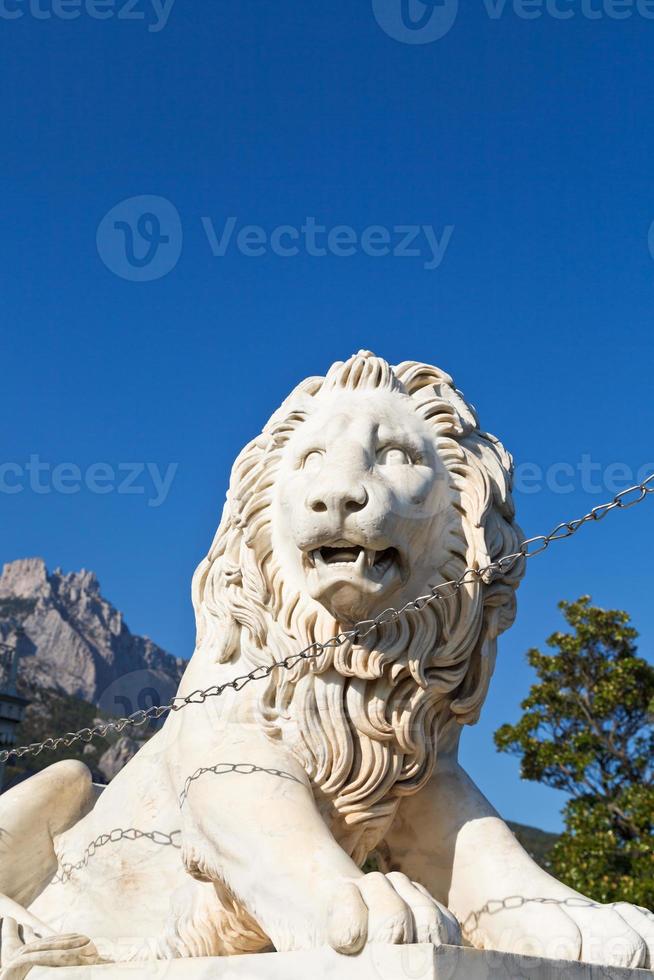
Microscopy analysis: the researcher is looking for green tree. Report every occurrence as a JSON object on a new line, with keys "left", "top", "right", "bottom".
{"left": 495, "top": 596, "right": 654, "bottom": 907}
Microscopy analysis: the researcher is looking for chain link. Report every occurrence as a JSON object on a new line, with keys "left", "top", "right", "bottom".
{"left": 178, "top": 762, "right": 303, "bottom": 807}
{"left": 462, "top": 894, "right": 654, "bottom": 935}
{"left": 52, "top": 827, "right": 182, "bottom": 884}
{"left": 1, "top": 474, "right": 652, "bottom": 766}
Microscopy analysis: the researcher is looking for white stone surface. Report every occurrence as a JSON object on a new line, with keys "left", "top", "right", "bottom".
{"left": 27, "top": 945, "right": 654, "bottom": 980}
{"left": 1, "top": 354, "right": 653, "bottom": 977}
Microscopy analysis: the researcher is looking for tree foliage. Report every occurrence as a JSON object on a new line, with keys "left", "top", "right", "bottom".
{"left": 494, "top": 596, "right": 654, "bottom": 906}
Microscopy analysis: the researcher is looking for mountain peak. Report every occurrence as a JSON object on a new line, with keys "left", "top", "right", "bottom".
{"left": 0, "top": 557, "right": 50, "bottom": 599}
{"left": 0, "top": 558, "right": 185, "bottom": 706}
{"left": 57, "top": 567, "right": 101, "bottom": 595}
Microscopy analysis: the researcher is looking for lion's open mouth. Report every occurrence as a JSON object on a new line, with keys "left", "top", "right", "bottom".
{"left": 308, "top": 544, "right": 399, "bottom": 579}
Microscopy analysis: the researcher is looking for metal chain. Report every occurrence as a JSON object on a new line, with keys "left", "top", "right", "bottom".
{"left": 462, "top": 895, "right": 654, "bottom": 934}
{"left": 52, "top": 827, "right": 182, "bottom": 884}
{"left": 178, "top": 762, "right": 303, "bottom": 808}
{"left": 1, "top": 474, "right": 652, "bottom": 766}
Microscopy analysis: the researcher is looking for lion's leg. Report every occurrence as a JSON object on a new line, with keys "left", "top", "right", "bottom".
{"left": 0, "top": 760, "right": 97, "bottom": 907}
{"left": 385, "top": 755, "right": 653, "bottom": 968}
{"left": 167, "top": 718, "right": 459, "bottom": 954}
{"left": 0, "top": 761, "right": 102, "bottom": 973}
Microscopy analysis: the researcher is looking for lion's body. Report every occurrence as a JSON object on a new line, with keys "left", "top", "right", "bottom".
{"left": 23, "top": 677, "right": 422, "bottom": 960}
{"left": 5, "top": 353, "right": 522, "bottom": 960}
{"left": 2, "top": 352, "right": 652, "bottom": 972}
{"left": 27, "top": 748, "right": 187, "bottom": 958}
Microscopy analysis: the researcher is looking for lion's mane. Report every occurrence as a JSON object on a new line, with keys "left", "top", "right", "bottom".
{"left": 190, "top": 352, "right": 524, "bottom": 862}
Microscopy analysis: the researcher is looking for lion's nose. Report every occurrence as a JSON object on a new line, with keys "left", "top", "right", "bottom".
{"left": 306, "top": 482, "right": 369, "bottom": 517}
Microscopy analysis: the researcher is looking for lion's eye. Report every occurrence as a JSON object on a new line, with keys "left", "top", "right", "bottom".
{"left": 302, "top": 450, "right": 324, "bottom": 471}
{"left": 377, "top": 446, "right": 412, "bottom": 466}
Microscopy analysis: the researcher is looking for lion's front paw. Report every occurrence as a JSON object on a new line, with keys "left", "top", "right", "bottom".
{"left": 327, "top": 871, "right": 461, "bottom": 955}
{"left": 466, "top": 894, "right": 654, "bottom": 969}
{"left": 569, "top": 901, "right": 654, "bottom": 969}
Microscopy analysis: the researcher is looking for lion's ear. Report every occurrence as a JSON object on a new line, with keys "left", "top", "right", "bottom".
{"left": 267, "top": 385, "right": 317, "bottom": 424}
{"left": 393, "top": 360, "right": 455, "bottom": 391}
{"left": 394, "top": 360, "right": 479, "bottom": 435}
{"left": 265, "top": 387, "right": 317, "bottom": 447}
{"left": 295, "top": 375, "right": 324, "bottom": 397}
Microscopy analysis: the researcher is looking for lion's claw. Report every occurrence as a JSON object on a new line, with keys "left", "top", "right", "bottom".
{"left": 327, "top": 871, "right": 461, "bottom": 954}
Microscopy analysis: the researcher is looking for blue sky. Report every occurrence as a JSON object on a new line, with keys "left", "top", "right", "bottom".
{"left": 2, "top": 0, "right": 653, "bottom": 831}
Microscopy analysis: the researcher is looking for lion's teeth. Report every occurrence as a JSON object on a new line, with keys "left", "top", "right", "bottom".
{"left": 364, "top": 549, "right": 375, "bottom": 569}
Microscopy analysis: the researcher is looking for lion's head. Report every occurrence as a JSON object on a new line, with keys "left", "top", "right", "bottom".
{"left": 190, "top": 352, "right": 525, "bottom": 857}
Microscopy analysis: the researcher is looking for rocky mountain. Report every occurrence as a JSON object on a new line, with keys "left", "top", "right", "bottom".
{"left": 0, "top": 557, "right": 186, "bottom": 785}
{"left": 0, "top": 558, "right": 185, "bottom": 707}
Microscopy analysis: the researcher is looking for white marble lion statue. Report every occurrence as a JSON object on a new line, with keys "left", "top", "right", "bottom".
{"left": 0, "top": 351, "right": 652, "bottom": 976}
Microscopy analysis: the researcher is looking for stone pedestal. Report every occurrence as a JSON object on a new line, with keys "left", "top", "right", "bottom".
{"left": 29, "top": 944, "right": 653, "bottom": 979}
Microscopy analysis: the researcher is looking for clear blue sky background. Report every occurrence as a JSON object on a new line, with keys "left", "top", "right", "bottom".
{"left": 2, "top": 1, "right": 653, "bottom": 831}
